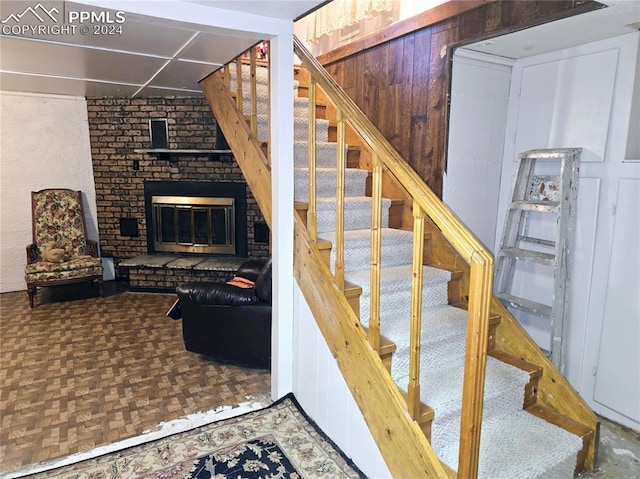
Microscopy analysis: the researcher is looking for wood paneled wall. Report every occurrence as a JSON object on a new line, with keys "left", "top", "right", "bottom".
{"left": 319, "top": 1, "right": 603, "bottom": 197}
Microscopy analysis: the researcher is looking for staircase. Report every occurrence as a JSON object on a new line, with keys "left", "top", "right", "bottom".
{"left": 200, "top": 40, "right": 599, "bottom": 479}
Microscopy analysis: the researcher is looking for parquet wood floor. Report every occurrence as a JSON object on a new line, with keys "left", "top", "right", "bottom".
{"left": 0, "top": 282, "right": 271, "bottom": 474}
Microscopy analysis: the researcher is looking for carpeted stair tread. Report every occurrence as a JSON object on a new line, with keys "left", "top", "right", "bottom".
{"left": 381, "top": 305, "right": 528, "bottom": 412}
{"left": 374, "top": 305, "right": 468, "bottom": 381}
{"left": 435, "top": 409, "right": 583, "bottom": 479}
{"left": 238, "top": 92, "right": 309, "bottom": 117}
{"left": 348, "top": 262, "right": 452, "bottom": 288}
{"left": 382, "top": 308, "right": 533, "bottom": 457}
{"left": 352, "top": 264, "right": 452, "bottom": 318}
{"left": 424, "top": 355, "right": 530, "bottom": 423}
{"left": 257, "top": 115, "right": 329, "bottom": 143}
{"left": 320, "top": 228, "right": 412, "bottom": 274}
{"left": 314, "top": 197, "right": 392, "bottom": 233}
{"left": 228, "top": 63, "right": 273, "bottom": 86}
{"left": 294, "top": 168, "right": 368, "bottom": 200}
{"left": 294, "top": 141, "right": 345, "bottom": 168}
{"left": 375, "top": 304, "right": 466, "bottom": 345}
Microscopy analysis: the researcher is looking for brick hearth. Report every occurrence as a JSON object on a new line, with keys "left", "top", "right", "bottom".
{"left": 86, "top": 96, "right": 269, "bottom": 288}
{"left": 121, "top": 255, "right": 248, "bottom": 291}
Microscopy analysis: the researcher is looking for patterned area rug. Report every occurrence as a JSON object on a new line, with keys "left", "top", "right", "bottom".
{"left": 28, "top": 394, "right": 366, "bottom": 479}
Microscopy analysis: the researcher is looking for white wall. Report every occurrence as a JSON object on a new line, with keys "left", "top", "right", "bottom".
{"left": 293, "top": 283, "right": 392, "bottom": 478}
{"left": 0, "top": 92, "right": 99, "bottom": 293}
{"left": 497, "top": 32, "right": 640, "bottom": 430}
{"left": 269, "top": 33, "right": 296, "bottom": 400}
{"left": 444, "top": 50, "right": 513, "bottom": 252}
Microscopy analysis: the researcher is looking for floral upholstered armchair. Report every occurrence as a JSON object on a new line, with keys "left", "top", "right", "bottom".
{"left": 25, "top": 189, "right": 103, "bottom": 307}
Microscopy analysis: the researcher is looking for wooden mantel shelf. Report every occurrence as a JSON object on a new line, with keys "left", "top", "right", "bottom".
{"left": 135, "top": 148, "right": 233, "bottom": 160}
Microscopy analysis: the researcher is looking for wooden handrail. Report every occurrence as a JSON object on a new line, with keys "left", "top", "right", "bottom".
{"left": 294, "top": 36, "right": 493, "bottom": 478}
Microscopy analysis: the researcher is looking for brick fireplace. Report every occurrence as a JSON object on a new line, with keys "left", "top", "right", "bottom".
{"left": 86, "top": 97, "right": 269, "bottom": 289}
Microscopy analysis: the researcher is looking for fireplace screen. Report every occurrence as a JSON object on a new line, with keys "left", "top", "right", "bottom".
{"left": 152, "top": 196, "right": 235, "bottom": 254}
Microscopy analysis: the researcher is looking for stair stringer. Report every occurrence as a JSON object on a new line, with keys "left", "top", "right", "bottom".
{"left": 200, "top": 70, "right": 273, "bottom": 228}
{"left": 423, "top": 216, "right": 600, "bottom": 470}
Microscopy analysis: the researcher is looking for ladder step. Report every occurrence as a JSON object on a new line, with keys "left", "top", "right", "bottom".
{"left": 499, "top": 247, "right": 555, "bottom": 265}
{"left": 496, "top": 293, "right": 552, "bottom": 317}
{"left": 517, "top": 236, "right": 555, "bottom": 248}
{"left": 510, "top": 200, "right": 559, "bottom": 213}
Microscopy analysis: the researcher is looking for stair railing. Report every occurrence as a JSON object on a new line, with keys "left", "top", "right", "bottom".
{"left": 203, "top": 38, "right": 493, "bottom": 478}
{"left": 293, "top": 37, "right": 494, "bottom": 478}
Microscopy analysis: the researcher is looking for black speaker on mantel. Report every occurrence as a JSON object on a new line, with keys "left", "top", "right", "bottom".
{"left": 149, "top": 118, "right": 169, "bottom": 149}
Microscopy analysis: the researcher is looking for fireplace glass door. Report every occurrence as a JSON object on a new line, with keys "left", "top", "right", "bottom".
{"left": 152, "top": 196, "right": 235, "bottom": 254}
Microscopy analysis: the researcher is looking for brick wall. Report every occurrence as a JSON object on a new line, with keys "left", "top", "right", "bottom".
{"left": 86, "top": 97, "right": 268, "bottom": 278}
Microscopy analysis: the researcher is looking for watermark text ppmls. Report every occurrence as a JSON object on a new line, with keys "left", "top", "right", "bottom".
{"left": 1, "top": 1, "right": 126, "bottom": 37}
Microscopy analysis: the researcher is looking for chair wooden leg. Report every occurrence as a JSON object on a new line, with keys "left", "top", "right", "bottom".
{"left": 27, "top": 287, "right": 35, "bottom": 308}
{"left": 98, "top": 279, "right": 104, "bottom": 297}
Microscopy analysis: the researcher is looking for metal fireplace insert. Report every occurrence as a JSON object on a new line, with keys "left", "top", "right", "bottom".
{"left": 144, "top": 181, "right": 247, "bottom": 257}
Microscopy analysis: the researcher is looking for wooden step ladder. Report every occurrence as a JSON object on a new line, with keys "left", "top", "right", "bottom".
{"left": 494, "top": 148, "right": 581, "bottom": 373}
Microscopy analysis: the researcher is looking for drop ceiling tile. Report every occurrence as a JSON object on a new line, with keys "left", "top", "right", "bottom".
{"left": 177, "top": 32, "right": 257, "bottom": 64}
{"left": 149, "top": 59, "right": 218, "bottom": 91}
{"left": 136, "top": 85, "right": 203, "bottom": 97}
{"left": 1, "top": 36, "right": 167, "bottom": 85}
{"left": 0, "top": 71, "right": 142, "bottom": 97}
{"left": 34, "top": 18, "right": 197, "bottom": 57}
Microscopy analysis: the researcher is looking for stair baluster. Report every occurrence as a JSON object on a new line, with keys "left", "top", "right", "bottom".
{"left": 307, "top": 79, "right": 318, "bottom": 242}
{"left": 334, "top": 108, "right": 346, "bottom": 290}
{"left": 223, "top": 64, "right": 230, "bottom": 90}
{"left": 249, "top": 48, "right": 258, "bottom": 138}
{"left": 235, "top": 60, "right": 243, "bottom": 112}
{"left": 368, "top": 153, "right": 383, "bottom": 353}
{"left": 408, "top": 200, "right": 426, "bottom": 420}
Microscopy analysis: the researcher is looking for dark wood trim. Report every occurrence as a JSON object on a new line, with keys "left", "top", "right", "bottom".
{"left": 316, "top": 1, "right": 491, "bottom": 66}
